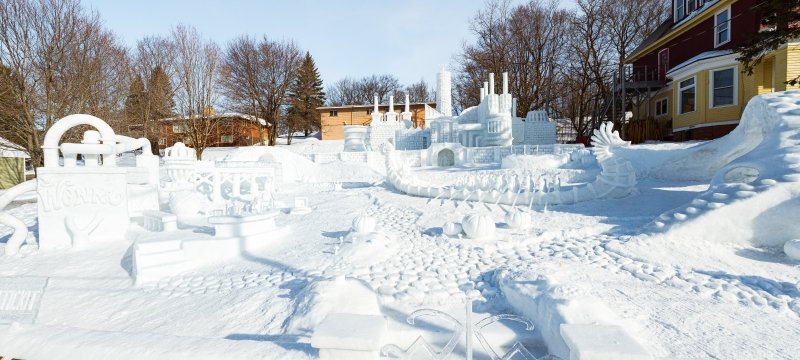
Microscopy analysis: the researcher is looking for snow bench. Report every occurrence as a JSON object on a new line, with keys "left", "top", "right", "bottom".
{"left": 141, "top": 210, "right": 177, "bottom": 232}
{"left": 311, "top": 313, "right": 387, "bottom": 360}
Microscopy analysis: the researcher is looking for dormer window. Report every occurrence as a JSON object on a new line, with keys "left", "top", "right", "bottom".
{"left": 674, "top": 0, "right": 707, "bottom": 22}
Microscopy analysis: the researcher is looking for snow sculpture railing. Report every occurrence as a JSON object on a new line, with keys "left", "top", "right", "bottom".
{"left": 385, "top": 122, "right": 636, "bottom": 207}
{"left": 381, "top": 298, "right": 560, "bottom": 360}
{"left": 0, "top": 180, "right": 37, "bottom": 255}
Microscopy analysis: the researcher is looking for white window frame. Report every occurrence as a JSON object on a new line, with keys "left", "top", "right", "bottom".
{"left": 172, "top": 124, "right": 185, "bottom": 134}
{"left": 678, "top": 76, "right": 696, "bottom": 115}
{"left": 709, "top": 67, "right": 738, "bottom": 108}
{"left": 158, "top": 138, "right": 166, "bottom": 145}
{"left": 655, "top": 97, "right": 669, "bottom": 117}
{"left": 220, "top": 134, "right": 234, "bottom": 143}
{"left": 714, "top": 6, "right": 731, "bottom": 48}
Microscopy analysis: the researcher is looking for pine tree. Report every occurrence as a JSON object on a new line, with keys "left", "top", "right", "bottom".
{"left": 147, "top": 65, "right": 174, "bottom": 120}
{"left": 124, "top": 75, "right": 147, "bottom": 137}
{"left": 287, "top": 52, "right": 326, "bottom": 143}
{"left": 737, "top": 0, "right": 800, "bottom": 85}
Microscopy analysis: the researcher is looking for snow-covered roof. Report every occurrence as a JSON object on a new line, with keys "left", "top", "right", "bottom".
{"left": 667, "top": 50, "right": 734, "bottom": 75}
{"left": 0, "top": 137, "right": 28, "bottom": 158}
{"left": 159, "top": 112, "right": 269, "bottom": 126}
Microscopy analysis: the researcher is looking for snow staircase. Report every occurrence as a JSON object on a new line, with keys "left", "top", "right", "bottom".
{"left": 132, "top": 239, "right": 188, "bottom": 285}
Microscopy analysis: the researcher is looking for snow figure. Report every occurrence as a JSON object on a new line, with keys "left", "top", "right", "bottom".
{"left": 462, "top": 213, "right": 496, "bottom": 239}
{"left": 505, "top": 209, "right": 531, "bottom": 230}
{"left": 785, "top": 239, "right": 800, "bottom": 261}
{"left": 351, "top": 215, "right": 377, "bottom": 234}
{"left": 443, "top": 221, "right": 463, "bottom": 237}
{"left": 344, "top": 214, "right": 389, "bottom": 244}
{"left": 384, "top": 121, "right": 636, "bottom": 207}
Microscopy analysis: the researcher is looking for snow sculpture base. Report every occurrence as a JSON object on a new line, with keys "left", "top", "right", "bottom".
{"left": 37, "top": 167, "right": 129, "bottom": 250}
{"left": 208, "top": 211, "right": 278, "bottom": 238}
{"left": 561, "top": 324, "right": 652, "bottom": 360}
{"left": 311, "top": 313, "right": 387, "bottom": 360}
{"left": 785, "top": 239, "right": 800, "bottom": 261}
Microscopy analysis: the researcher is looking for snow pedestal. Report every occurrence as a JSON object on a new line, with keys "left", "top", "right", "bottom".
{"left": 208, "top": 211, "right": 278, "bottom": 238}
{"left": 36, "top": 167, "right": 129, "bottom": 250}
{"left": 561, "top": 324, "right": 652, "bottom": 360}
{"left": 311, "top": 313, "right": 387, "bottom": 360}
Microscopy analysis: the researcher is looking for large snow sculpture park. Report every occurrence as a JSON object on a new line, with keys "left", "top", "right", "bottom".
{"left": 0, "top": 78, "right": 799, "bottom": 359}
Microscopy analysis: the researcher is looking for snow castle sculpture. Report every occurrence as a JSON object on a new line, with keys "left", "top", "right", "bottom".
{"left": 385, "top": 122, "right": 636, "bottom": 206}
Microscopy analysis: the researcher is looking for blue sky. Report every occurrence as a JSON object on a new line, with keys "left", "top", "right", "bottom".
{"left": 84, "top": 0, "right": 576, "bottom": 88}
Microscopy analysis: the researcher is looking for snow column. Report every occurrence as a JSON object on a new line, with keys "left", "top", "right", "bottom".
{"left": 436, "top": 66, "right": 453, "bottom": 117}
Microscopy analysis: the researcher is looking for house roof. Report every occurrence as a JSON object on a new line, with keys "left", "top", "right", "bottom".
{"left": 317, "top": 102, "right": 436, "bottom": 110}
{"left": 0, "top": 137, "right": 28, "bottom": 158}
{"left": 667, "top": 49, "right": 734, "bottom": 75}
{"left": 158, "top": 112, "right": 269, "bottom": 126}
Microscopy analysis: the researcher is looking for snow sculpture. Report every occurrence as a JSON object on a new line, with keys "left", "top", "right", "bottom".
{"left": 351, "top": 215, "right": 377, "bottom": 234}
{"left": 442, "top": 221, "right": 463, "bottom": 237}
{"left": 462, "top": 213, "right": 496, "bottom": 239}
{"left": 0, "top": 180, "right": 37, "bottom": 255}
{"left": 0, "top": 114, "right": 158, "bottom": 254}
{"left": 162, "top": 142, "right": 197, "bottom": 190}
{"left": 345, "top": 214, "right": 388, "bottom": 244}
{"left": 343, "top": 125, "right": 368, "bottom": 152}
{"left": 505, "top": 209, "right": 531, "bottom": 229}
{"left": 647, "top": 91, "right": 800, "bottom": 248}
{"left": 436, "top": 66, "right": 453, "bottom": 117}
{"left": 385, "top": 122, "right": 636, "bottom": 207}
{"left": 785, "top": 239, "right": 800, "bottom": 261}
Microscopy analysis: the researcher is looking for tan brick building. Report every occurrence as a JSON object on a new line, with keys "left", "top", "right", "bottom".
{"left": 317, "top": 102, "right": 436, "bottom": 140}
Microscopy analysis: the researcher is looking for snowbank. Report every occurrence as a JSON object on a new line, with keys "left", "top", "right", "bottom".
{"left": 208, "top": 146, "right": 322, "bottom": 183}
{"left": 283, "top": 276, "right": 381, "bottom": 335}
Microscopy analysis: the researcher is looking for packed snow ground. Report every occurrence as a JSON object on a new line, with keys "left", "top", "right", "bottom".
{"left": 3, "top": 93, "right": 800, "bottom": 359}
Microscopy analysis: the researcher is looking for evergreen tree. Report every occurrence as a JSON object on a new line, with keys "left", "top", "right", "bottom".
{"left": 737, "top": 0, "right": 800, "bottom": 85}
{"left": 147, "top": 65, "right": 174, "bottom": 120}
{"left": 287, "top": 52, "right": 325, "bottom": 142}
{"left": 124, "top": 75, "right": 147, "bottom": 137}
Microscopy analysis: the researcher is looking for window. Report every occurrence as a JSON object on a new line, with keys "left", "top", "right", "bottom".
{"left": 679, "top": 77, "right": 696, "bottom": 114}
{"left": 710, "top": 67, "right": 736, "bottom": 107}
{"left": 655, "top": 98, "right": 669, "bottom": 116}
{"left": 329, "top": 110, "right": 338, "bottom": 117}
{"left": 158, "top": 138, "right": 166, "bottom": 145}
{"left": 366, "top": 109, "right": 371, "bottom": 115}
{"left": 221, "top": 135, "right": 234, "bottom": 143}
{"left": 675, "top": 0, "right": 685, "bottom": 21}
{"left": 172, "top": 124, "right": 185, "bottom": 134}
{"left": 715, "top": 8, "right": 730, "bottom": 47}
{"left": 687, "top": 0, "right": 697, "bottom": 12}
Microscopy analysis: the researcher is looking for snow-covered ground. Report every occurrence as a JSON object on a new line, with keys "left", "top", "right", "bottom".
{"left": 2, "top": 92, "right": 800, "bottom": 359}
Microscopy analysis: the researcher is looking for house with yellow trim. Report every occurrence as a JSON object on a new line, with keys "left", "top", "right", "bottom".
{"left": 626, "top": 0, "right": 800, "bottom": 141}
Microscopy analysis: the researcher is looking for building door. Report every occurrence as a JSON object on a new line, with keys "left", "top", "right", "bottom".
{"left": 437, "top": 149, "right": 455, "bottom": 167}
{"left": 658, "top": 48, "right": 669, "bottom": 81}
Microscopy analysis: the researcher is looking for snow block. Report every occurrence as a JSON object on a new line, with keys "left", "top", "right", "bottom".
{"left": 311, "top": 313, "right": 387, "bottom": 360}
{"left": 561, "top": 324, "right": 652, "bottom": 360}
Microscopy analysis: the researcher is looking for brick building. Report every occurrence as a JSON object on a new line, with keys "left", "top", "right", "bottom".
{"left": 157, "top": 112, "right": 268, "bottom": 150}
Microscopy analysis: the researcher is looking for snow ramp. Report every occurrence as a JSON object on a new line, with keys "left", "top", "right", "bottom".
{"left": 647, "top": 90, "right": 800, "bottom": 247}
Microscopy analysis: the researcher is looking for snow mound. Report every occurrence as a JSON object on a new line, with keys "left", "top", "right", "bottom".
{"left": 649, "top": 90, "right": 800, "bottom": 247}
{"left": 501, "top": 154, "right": 570, "bottom": 170}
{"left": 283, "top": 276, "right": 381, "bottom": 335}
{"left": 213, "top": 146, "right": 322, "bottom": 183}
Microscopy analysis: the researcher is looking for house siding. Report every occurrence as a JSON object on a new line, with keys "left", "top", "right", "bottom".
{"left": 319, "top": 103, "right": 434, "bottom": 140}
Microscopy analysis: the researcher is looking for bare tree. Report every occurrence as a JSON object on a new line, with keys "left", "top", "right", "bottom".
{"left": 170, "top": 24, "right": 220, "bottom": 158}
{"left": 0, "top": 0, "right": 131, "bottom": 167}
{"left": 404, "top": 79, "right": 434, "bottom": 103}
{"left": 220, "top": 35, "right": 301, "bottom": 146}
{"left": 325, "top": 77, "right": 361, "bottom": 106}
